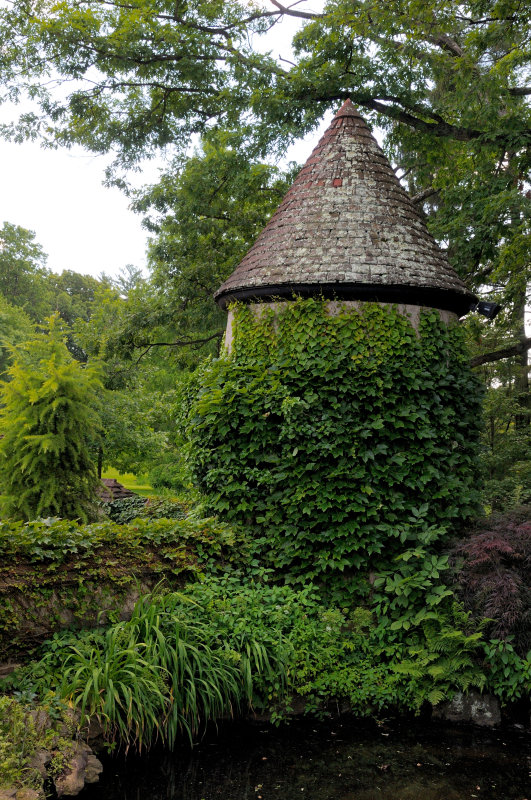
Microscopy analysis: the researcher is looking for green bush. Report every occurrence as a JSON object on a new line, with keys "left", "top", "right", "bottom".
{"left": 148, "top": 456, "right": 190, "bottom": 492}
{"left": 0, "top": 694, "right": 74, "bottom": 792}
{"left": 101, "top": 495, "right": 189, "bottom": 524}
{"left": 101, "top": 495, "right": 148, "bottom": 523}
{"left": 0, "top": 696, "right": 41, "bottom": 790}
{"left": 186, "top": 299, "right": 483, "bottom": 583}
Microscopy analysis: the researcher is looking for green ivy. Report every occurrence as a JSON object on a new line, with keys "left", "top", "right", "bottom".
{"left": 186, "top": 299, "right": 483, "bottom": 582}
{"left": 0, "top": 515, "right": 249, "bottom": 659}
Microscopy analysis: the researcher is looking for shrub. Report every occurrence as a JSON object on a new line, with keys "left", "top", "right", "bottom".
{"left": 101, "top": 495, "right": 148, "bottom": 523}
{"left": 451, "top": 507, "right": 531, "bottom": 657}
{"left": 101, "top": 496, "right": 189, "bottom": 524}
{"left": 0, "top": 696, "right": 41, "bottom": 790}
{"left": 148, "top": 456, "right": 189, "bottom": 492}
{"left": 0, "top": 695, "right": 75, "bottom": 793}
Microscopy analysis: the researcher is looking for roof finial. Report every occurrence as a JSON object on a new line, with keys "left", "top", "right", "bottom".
{"left": 334, "top": 98, "right": 360, "bottom": 119}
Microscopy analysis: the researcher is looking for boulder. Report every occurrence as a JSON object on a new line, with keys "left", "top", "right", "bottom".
{"left": 84, "top": 753, "right": 103, "bottom": 784}
{"left": 27, "top": 749, "right": 51, "bottom": 779}
{"left": 432, "top": 691, "right": 501, "bottom": 727}
{"left": 54, "top": 743, "right": 103, "bottom": 797}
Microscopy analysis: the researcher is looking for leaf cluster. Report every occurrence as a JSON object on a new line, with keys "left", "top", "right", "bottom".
{"left": 102, "top": 495, "right": 189, "bottom": 524}
{"left": 0, "top": 694, "right": 77, "bottom": 793}
{"left": 186, "top": 299, "right": 483, "bottom": 582}
{"left": 0, "top": 514, "right": 244, "bottom": 569}
{"left": 451, "top": 507, "right": 531, "bottom": 656}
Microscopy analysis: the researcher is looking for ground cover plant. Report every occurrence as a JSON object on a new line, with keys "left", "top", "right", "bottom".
{"left": 0, "top": 693, "right": 76, "bottom": 796}
{"left": 102, "top": 495, "right": 189, "bottom": 524}
{"left": 1, "top": 576, "right": 493, "bottom": 754}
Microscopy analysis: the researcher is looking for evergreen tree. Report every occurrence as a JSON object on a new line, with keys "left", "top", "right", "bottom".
{"left": 0, "top": 315, "right": 103, "bottom": 522}
{"left": 0, "top": 294, "right": 33, "bottom": 378}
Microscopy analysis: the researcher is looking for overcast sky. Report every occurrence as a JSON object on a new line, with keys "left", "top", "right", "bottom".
{"left": 0, "top": 2, "right": 327, "bottom": 282}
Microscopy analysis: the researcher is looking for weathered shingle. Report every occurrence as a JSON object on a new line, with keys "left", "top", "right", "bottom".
{"left": 215, "top": 100, "right": 475, "bottom": 315}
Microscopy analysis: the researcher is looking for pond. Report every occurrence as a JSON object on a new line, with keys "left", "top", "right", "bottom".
{"left": 79, "top": 716, "right": 530, "bottom": 800}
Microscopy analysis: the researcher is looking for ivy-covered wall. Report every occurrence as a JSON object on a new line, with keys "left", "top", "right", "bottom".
{"left": 187, "top": 299, "right": 484, "bottom": 582}
{"left": 0, "top": 516, "right": 247, "bottom": 660}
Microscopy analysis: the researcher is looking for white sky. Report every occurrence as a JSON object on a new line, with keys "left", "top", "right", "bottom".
{"left": 0, "top": 1, "right": 327, "bottom": 282}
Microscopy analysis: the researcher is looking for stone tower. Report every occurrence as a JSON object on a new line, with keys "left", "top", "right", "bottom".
{"left": 215, "top": 99, "right": 475, "bottom": 340}
{"left": 191, "top": 101, "right": 483, "bottom": 580}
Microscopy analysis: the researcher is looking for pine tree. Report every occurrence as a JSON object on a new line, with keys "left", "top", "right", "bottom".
{"left": 0, "top": 314, "right": 103, "bottom": 521}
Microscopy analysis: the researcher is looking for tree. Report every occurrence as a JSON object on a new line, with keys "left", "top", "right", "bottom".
{"left": 0, "top": 315, "right": 103, "bottom": 521}
{"left": 0, "top": 294, "right": 33, "bottom": 377}
{"left": 1, "top": 1, "right": 529, "bottom": 385}
{"left": 126, "top": 135, "right": 296, "bottom": 364}
{"left": 72, "top": 281, "right": 172, "bottom": 476}
{"left": 0, "top": 222, "right": 52, "bottom": 322}
{"left": 47, "top": 269, "right": 108, "bottom": 361}
{"left": 1, "top": 1, "right": 529, "bottom": 169}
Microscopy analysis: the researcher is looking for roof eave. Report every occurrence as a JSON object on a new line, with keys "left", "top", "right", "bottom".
{"left": 215, "top": 281, "right": 477, "bottom": 317}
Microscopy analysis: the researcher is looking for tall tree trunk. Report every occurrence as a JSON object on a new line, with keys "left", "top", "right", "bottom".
{"left": 97, "top": 445, "right": 103, "bottom": 480}
{"left": 513, "top": 287, "right": 530, "bottom": 430}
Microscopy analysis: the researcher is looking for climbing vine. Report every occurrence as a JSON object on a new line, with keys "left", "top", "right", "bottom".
{"left": 0, "top": 515, "right": 248, "bottom": 659}
{"left": 187, "top": 299, "right": 483, "bottom": 582}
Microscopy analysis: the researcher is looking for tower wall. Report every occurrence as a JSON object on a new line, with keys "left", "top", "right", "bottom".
{"left": 223, "top": 301, "right": 458, "bottom": 353}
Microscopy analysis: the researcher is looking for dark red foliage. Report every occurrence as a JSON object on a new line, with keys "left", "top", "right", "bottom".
{"left": 451, "top": 507, "right": 531, "bottom": 657}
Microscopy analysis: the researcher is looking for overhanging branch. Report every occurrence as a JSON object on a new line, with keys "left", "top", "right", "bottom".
{"left": 411, "top": 187, "right": 439, "bottom": 204}
{"left": 470, "top": 337, "right": 531, "bottom": 367}
{"left": 269, "top": 1, "right": 324, "bottom": 20}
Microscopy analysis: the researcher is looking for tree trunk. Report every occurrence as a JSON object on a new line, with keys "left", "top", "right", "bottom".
{"left": 513, "top": 288, "right": 530, "bottom": 430}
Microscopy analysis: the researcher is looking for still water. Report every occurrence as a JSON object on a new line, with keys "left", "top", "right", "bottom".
{"left": 80, "top": 716, "right": 530, "bottom": 800}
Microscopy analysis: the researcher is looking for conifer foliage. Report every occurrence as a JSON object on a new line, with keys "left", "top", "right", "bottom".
{"left": 0, "top": 315, "right": 102, "bottom": 522}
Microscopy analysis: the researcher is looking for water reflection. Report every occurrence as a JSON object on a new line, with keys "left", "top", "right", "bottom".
{"left": 80, "top": 717, "right": 530, "bottom": 800}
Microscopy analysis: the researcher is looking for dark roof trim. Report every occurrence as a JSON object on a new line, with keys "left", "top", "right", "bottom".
{"left": 216, "top": 282, "right": 477, "bottom": 316}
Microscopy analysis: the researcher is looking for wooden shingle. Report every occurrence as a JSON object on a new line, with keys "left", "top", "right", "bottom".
{"left": 215, "top": 100, "right": 475, "bottom": 315}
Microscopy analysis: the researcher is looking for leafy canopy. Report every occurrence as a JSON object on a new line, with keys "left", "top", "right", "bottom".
{"left": 1, "top": 0, "right": 530, "bottom": 174}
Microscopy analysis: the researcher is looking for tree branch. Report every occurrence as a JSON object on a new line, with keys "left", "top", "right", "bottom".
{"left": 357, "top": 97, "right": 531, "bottom": 144}
{"left": 411, "top": 187, "right": 439, "bottom": 204}
{"left": 359, "top": 98, "right": 481, "bottom": 140}
{"left": 427, "top": 33, "right": 465, "bottom": 58}
{"left": 470, "top": 338, "right": 531, "bottom": 368}
{"left": 269, "top": 1, "right": 324, "bottom": 20}
{"left": 136, "top": 331, "right": 224, "bottom": 352}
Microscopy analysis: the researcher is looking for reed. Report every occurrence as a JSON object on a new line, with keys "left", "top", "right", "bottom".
{"left": 59, "top": 589, "right": 264, "bottom": 749}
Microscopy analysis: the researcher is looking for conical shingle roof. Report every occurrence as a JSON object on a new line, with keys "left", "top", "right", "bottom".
{"left": 215, "top": 100, "right": 475, "bottom": 315}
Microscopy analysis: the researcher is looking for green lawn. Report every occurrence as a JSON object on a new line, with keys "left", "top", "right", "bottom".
{"left": 101, "top": 468, "right": 154, "bottom": 497}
